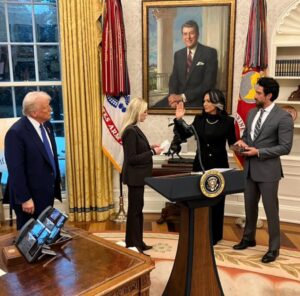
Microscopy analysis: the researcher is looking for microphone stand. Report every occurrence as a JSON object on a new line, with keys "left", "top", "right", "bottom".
{"left": 190, "top": 125, "right": 205, "bottom": 173}
{"left": 111, "top": 172, "right": 127, "bottom": 223}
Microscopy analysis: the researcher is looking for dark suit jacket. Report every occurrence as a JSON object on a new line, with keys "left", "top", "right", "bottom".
{"left": 121, "top": 125, "right": 153, "bottom": 186}
{"left": 4, "top": 116, "right": 61, "bottom": 219}
{"left": 169, "top": 42, "right": 218, "bottom": 107}
{"left": 242, "top": 105, "right": 294, "bottom": 182}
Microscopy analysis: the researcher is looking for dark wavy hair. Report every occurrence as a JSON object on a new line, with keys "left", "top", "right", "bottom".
{"left": 257, "top": 77, "right": 279, "bottom": 101}
{"left": 202, "top": 89, "right": 227, "bottom": 116}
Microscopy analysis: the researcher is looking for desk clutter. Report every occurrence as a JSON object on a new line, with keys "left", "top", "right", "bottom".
{"left": 2, "top": 245, "right": 25, "bottom": 267}
{"left": 12, "top": 206, "right": 71, "bottom": 264}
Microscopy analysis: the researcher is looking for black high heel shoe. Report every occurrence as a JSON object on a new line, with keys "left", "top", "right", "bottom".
{"left": 137, "top": 247, "right": 150, "bottom": 256}
{"left": 127, "top": 245, "right": 150, "bottom": 255}
{"left": 142, "top": 242, "right": 153, "bottom": 251}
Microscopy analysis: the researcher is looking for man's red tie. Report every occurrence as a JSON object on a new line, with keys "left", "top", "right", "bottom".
{"left": 186, "top": 49, "right": 193, "bottom": 76}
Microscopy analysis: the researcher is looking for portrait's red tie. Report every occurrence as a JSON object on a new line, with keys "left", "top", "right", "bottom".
{"left": 186, "top": 49, "right": 193, "bottom": 76}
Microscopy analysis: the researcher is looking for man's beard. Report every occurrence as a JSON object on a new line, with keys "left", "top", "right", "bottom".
{"left": 255, "top": 100, "right": 264, "bottom": 108}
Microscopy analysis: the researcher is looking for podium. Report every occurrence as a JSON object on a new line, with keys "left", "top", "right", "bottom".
{"left": 145, "top": 169, "right": 244, "bottom": 296}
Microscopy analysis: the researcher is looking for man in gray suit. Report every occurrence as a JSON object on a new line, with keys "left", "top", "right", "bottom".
{"left": 233, "top": 77, "right": 294, "bottom": 263}
{"left": 154, "top": 20, "right": 218, "bottom": 108}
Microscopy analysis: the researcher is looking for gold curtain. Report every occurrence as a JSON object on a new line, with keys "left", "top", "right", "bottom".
{"left": 59, "top": 0, "right": 114, "bottom": 221}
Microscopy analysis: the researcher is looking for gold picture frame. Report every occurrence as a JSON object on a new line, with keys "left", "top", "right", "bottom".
{"left": 142, "top": 0, "right": 236, "bottom": 115}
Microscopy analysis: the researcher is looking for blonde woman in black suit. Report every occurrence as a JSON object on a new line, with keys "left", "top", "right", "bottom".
{"left": 121, "top": 97, "right": 163, "bottom": 254}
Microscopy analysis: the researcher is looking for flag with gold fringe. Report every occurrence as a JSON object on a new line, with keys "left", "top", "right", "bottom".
{"left": 234, "top": 0, "right": 268, "bottom": 168}
{"left": 101, "top": 0, "right": 130, "bottom": 172}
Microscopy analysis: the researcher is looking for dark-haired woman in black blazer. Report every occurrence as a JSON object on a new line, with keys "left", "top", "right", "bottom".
{"left": 174, "top": 89, "right": 236, "bottom": 245}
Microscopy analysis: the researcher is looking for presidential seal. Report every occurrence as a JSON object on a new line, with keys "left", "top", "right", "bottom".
{"left": 200, "top": 170, "right": 225, "bottom": 198}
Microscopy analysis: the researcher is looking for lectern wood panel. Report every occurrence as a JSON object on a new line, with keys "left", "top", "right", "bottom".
{"left": 146, "top": 169, "right": 244, "bottom": 295}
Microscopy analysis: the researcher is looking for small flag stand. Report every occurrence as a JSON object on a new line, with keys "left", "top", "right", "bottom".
{"left": 111, "top": 173, "right": 127, "bottom": 223}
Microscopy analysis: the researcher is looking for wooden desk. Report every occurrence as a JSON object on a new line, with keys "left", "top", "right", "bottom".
{"left": 0, "top": 228, "right": 154, "bottom": 296}
{"left": 152, "top": 159, "right": 193, "bottom": 177}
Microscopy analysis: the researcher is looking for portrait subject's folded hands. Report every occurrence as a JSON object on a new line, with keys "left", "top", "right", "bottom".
{"left": 168, "top": 94, "right": 183, "bottom": 108}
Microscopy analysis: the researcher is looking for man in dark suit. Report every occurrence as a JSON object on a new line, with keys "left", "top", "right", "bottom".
{"left": 5, "top": 91, "right": 61, "bottom": 230}
{"left": 233, "top": 77, "right": 294, "bottom": 263}
{"left": 154, "top": 20, "right": 218, "bottom": 108}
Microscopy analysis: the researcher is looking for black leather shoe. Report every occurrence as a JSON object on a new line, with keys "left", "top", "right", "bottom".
{"left": 233, "top": 239, "right": 256, "bottom": 250}
{"left": 142, "top": 242, "right": 153, "bottom": 251}
{"left": 261, "top": 250, "right": 279, "bottom": 263}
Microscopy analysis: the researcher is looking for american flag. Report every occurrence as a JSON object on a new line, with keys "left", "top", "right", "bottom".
{"left": 101, "top": 0, "right": 130, "bottom": 171}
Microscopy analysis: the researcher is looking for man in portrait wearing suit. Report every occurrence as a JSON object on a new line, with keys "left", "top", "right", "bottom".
{"left": 154, "top": 20, "right": 218, "bottom": 108}
{"left": 4, "top": 91, "right": 61, "bottom": 230}
{"left": 233, "top": 77, "right": 294, "bottom": 263}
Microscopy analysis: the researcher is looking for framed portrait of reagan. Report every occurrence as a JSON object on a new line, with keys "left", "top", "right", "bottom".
{"left": 142, "top": 0, "right": 236, "bottom": 115}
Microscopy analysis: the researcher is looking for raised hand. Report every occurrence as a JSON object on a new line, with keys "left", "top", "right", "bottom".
{"left": 175, "top": 101, "right": 185, "bottom": 119}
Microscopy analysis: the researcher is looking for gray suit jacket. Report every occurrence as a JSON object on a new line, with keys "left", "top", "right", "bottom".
{"left": 168, "top": 42, "right": 218, "bottom": 107}
{"left": 242, "top": 105, "right": 294, "bottom": 182}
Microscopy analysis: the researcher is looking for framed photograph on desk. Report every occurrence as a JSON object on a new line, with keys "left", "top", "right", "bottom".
{"left": 142, "top": 0, "right": 236, "bottom": 114}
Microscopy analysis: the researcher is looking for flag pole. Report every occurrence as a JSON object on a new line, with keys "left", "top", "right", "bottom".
{"left": 234, "top": 0, "right": 268, "bottom": 230}
{"left": 102, "top": 0, "right": 130, "bottom": 223}
{"left": 110, "top": 172, "right": 127, "bottom": 222}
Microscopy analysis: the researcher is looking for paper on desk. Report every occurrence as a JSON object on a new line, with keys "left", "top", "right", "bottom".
{"left": 160, "top": 140, "right": 170, "bottom": 154}
{"left": 190, "top": 168, "right": 233, "bottom": 175}
{"left": 0, "top": 268, "right": 7, "bottom": 277}
{"left": 211, "top": 168, "right": 233, "bottom": 172}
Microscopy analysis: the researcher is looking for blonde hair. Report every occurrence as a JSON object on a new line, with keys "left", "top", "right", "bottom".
{"left": 120, "top": 97, "right": 148, "bottom": 135}
{"left": 22, "top": 91, "right": 51, "bottom": 116}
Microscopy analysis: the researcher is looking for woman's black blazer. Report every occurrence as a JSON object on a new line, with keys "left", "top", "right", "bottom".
{"left": 121, "top": 125, "right": 153, "bottom": 186}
